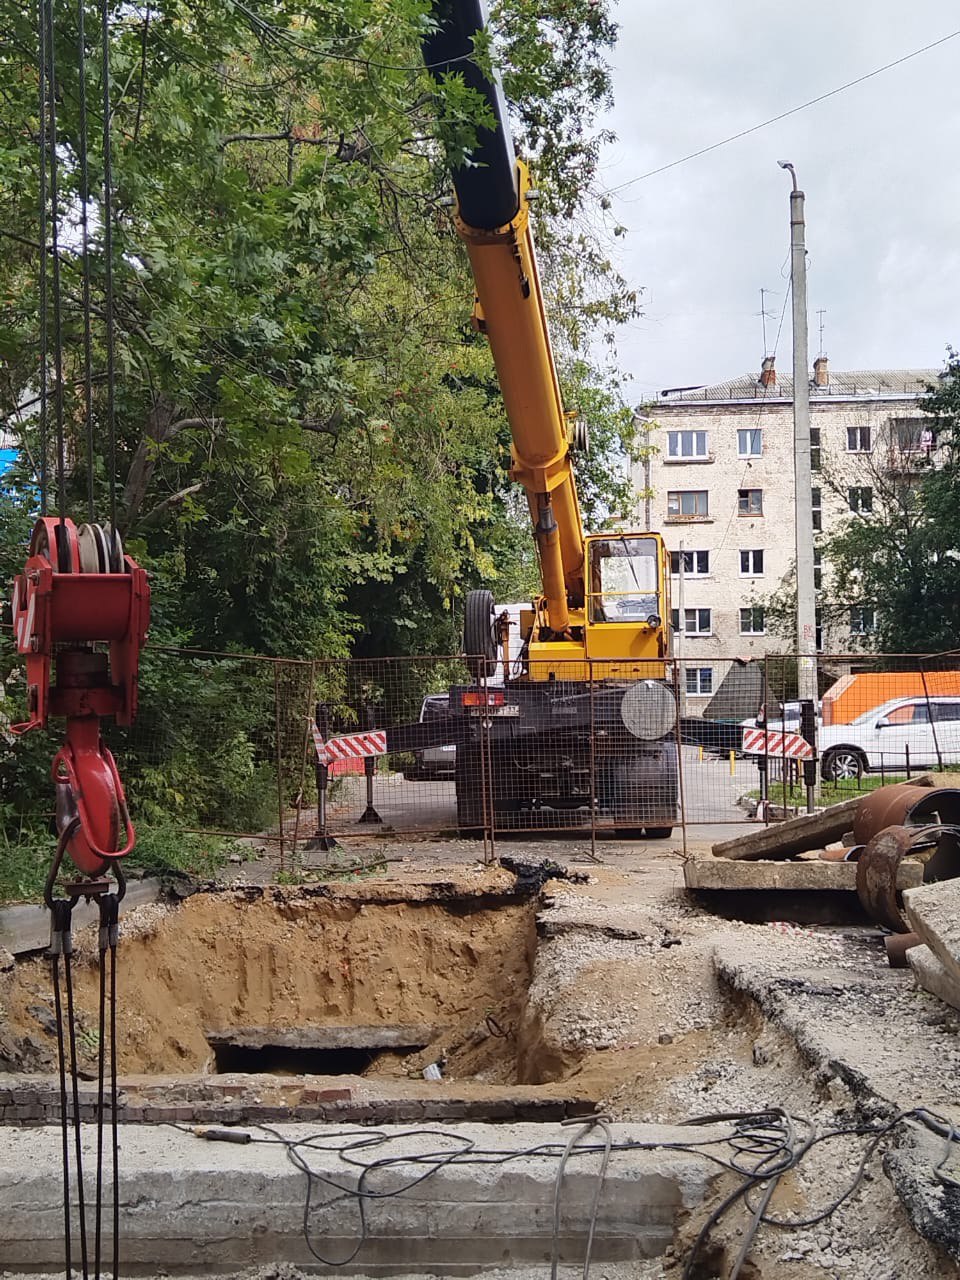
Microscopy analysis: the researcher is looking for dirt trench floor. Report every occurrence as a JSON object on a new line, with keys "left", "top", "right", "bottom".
{"left": 3, "top": 834, "right": 960, "bottom": 1279}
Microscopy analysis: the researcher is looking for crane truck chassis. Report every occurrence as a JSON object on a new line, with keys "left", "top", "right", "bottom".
{"left": 338, "top": 0, "right": 680, "bottom": 836}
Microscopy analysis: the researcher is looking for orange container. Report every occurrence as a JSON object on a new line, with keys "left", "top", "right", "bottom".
{"left": 821, "top": 671, "right": 960, "bottom": 725}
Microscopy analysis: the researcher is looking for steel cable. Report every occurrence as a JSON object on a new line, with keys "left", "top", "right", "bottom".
{"left": 63, "top": 946, "right": 90, "bottom": 1279}
{"left": 50, "top": 950, "right": 72, "bottom": 1278}
{"left": 41, "top": 0, "right": 68, "bottom": 536}
{"left": 76, "top": 0, "right": 96, "bottom": 521}
{"left": 36, "top": 0, "right": 48, "bottom": 515}
{"left": 98, "top": 0, "right": 118, "bottom": 535}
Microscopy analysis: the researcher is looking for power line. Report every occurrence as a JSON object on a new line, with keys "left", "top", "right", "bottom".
{"left": 605, "top": 27, "right": 960, "bottom": 195}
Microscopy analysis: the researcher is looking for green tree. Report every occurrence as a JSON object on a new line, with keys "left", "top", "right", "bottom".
{"left": 1, "top": 0, "right": 638, "bottom": 661}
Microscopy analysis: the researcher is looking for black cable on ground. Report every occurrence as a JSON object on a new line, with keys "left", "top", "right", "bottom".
{"left": 173, "top": 1106, "right": 960, "bottom": 1277}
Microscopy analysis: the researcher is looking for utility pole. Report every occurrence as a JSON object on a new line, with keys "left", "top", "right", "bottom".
{"left": 677, "top": 540, "right": 686, "bottom": 716}
{"left": 779, "top": 161, "right": 818, "bottom": 810}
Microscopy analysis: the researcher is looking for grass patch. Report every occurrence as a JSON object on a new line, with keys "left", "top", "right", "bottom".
{"left": 0, "top": 823, "right": 238, "bottom": 904}
{"left": 747, "top": 774, "right": 909, "bottom": 809}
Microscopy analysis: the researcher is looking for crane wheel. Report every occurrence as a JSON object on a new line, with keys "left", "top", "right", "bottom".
{"left": 464, "top": 589, "right": 498, "bottom": 680}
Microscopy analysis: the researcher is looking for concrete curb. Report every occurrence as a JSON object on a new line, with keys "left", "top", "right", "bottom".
{"left": 0, "top": 1121, "right": 724, "bottom": 1274}
{"left": 0, "top": 878, "right": 164, "bottom": 956}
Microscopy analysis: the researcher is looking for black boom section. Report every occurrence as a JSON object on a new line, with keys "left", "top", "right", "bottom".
{"left": 423, "top": 0, "right": 519, "bottom": 230}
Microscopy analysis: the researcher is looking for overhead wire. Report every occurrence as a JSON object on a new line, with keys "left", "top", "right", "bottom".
{"left": 603, "top": 27, "right": 960, "bottom": 196}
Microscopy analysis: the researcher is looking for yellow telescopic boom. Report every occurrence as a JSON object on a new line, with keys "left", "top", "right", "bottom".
{"left": 424, "top": 0, "right": 585, "bottom": 636}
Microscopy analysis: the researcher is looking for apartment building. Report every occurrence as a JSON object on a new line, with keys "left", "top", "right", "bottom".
{"left": 637, "top": 357, "right": 940, "bottom": 703}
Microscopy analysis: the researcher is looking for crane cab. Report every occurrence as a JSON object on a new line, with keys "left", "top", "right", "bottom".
{"left": 523, "top": 531, "right": 672, "bottom": 682}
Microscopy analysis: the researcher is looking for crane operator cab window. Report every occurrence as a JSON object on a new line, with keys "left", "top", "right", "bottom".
{"left": 589, "top": 537, "right": 661, "bottom": 625}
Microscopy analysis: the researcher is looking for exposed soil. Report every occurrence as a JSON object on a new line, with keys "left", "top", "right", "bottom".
{"left": 3, "top": 840, "right": 960, "bottom": 1278}
{"left": 1, "top": 886, "right": 537, "bottom": 1079}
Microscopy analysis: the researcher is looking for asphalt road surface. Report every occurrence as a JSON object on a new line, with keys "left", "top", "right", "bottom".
{"left": 324, "top": 745, "right": 764, "bottom": 840}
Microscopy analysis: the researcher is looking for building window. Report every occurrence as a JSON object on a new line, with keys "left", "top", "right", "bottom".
{"left": 685, "top": 666, "right": 714, "bottom": 696}
{"left": 667, "top": 490, "right": 709, "bottom": 518}
{"left": 813, "top": 548, "right": 822, "bottom": 591}
{"left": 738, "top": 488, "right": 763, "bottom": 516}
{"left": 667, "top": 430, "right": 709, "bottom": 459}
{"left": 810, "top": 426, "right": 821, "bottom": 472}
{"left": 849, "top": 486, "right": 873, "bottom": 513}
{"left": 739, "top": 549, "right": 764, "bottom": 576}
{"left": 815, "top": 605, "right": 823, "bottom": 652}
{"left": 737, "top": 428, "right": 762, "bottom": 458}
{"left": 812, "top": 487, "right": 822, "bottom": 532}
{"left": 739, "top": 606, "right": 765, "bottom": 635}
{"left": 846, "top": 425, "right": 873, "bottom": 453}
{"left": 850, "top": 605, "right": 876, "bottom": 635}
{"left": 670, "top": 550, "right": 710, "bottom": 576}
{"left": 890, "top": 417, "right": 933, "bottom": 453}
{"left": 671, "top": 607, "right": 712, "bottom": 635}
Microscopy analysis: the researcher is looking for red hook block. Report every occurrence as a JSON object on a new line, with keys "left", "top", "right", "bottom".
{"left": 11, "top": 517, "right": 149, "bottom": 875}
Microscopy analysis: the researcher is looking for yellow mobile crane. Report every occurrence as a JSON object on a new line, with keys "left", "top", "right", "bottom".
{"left": 415, "top": 0, "right": 678, "bottom": 834}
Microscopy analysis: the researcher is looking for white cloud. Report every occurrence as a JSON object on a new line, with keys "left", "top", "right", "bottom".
{"left": 600, "top": 0, "right": 960, "bottom": 398}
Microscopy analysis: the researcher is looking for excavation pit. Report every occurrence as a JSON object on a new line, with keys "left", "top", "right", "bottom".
{"left": 0, "top": 877, "right": 563, "bottom": 1097}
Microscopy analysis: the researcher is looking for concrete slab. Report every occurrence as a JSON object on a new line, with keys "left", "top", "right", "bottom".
{"left": 713, "top": 930, "right": 960, "bottom": 1116}
{"left": 204, "top": 1025, "right": 439, "bottom": 1051}
{"left": 0, "top": 1121, "right": 724, "bottom": 1274}
{"left": 685, "top": 854, "right": 922, "bottom": 892}
{"left": 904, "top": 879, "right": 960, "bottom": 992}
{"left": 907, "top": 944, "right": 960, "bottom": 1012}
{"left": 711, "top": 798, "right": 862, "bottom": 861}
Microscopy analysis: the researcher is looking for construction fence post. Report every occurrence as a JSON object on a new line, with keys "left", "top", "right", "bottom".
{"left": 357, "top": 702, "right": 383, "bottom": 825}
{"left": 308, "top": 700, "right": 337, "bottom": 852}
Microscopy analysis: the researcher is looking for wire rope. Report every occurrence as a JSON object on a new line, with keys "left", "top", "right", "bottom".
{"left": 41, "top": 0, "right": 68, "bottom": 539}
{"left": 77, "top": 0, "right": 96, "bottom": 521}
{"left": 99, "top": 0, "right": 119, "bottom": 534}
{"left": 36, "top": 0, "right": 49, "bottom": 515}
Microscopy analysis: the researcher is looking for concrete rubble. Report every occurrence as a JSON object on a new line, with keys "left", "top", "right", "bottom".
{"left": 694, "top": 779, "right": 960, "bottom": 931}
{"left": 904, "top": 878, "right": 960, "bottom": 1011}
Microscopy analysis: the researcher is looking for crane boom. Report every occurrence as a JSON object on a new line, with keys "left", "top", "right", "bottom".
{"left": 424, "top": 0, "right": 585, "bottom": 633}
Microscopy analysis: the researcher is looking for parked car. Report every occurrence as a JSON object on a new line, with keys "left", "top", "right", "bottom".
{"left": 740, "top": 700, "right": 822, "bottom": 735}
{"left": 817, "top": 695, "right": 960, "bottom": 781}
{"left": 403, "top": 694, "right": 456, "bottom": 781}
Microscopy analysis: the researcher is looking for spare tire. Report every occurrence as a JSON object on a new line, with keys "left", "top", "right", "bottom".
{"left": 464, "top": 589, "right": 498, "bottom": 680}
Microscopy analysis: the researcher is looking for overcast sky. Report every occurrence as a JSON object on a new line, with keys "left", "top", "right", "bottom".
{"left": 598, "top": 0, "right": 960, "bottom": 402}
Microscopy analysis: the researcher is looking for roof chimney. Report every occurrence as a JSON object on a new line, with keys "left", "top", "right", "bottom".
{"left": 813, "top": 355, "right": 829, "bottom": 387}
{"left": 759, "top": 356, "right": 776, "bottom": 388}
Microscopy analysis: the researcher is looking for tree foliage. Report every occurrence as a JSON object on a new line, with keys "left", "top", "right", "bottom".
{"left": 1, "top": 0, "right": 638, "bottom": 661}
{"left": 760, "top": 355, "right": 960, "bottom": 655}
{"left": 0, "top": 1, "right": 642, "bottom": 844}
{"left": 823, "top": 354, "right": 960, "bottom": 654}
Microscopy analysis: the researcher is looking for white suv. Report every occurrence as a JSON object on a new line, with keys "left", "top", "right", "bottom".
{"left": 818, "top": 696, "right": 960, "bottom": 781}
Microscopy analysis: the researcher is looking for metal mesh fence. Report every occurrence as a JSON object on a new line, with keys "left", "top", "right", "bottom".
{"left": 6, "top": 642, "right": 960, "bottom": 864}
